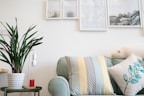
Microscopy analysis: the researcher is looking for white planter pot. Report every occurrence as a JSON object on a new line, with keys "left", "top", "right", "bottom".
{"left": 7, "top": 73, "right": 25, "bottom": 89}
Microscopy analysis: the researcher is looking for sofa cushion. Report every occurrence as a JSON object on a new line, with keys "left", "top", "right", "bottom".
{"left": 65, "top": 56, "right": 114, "bottom": 95}
{"left": 108, "top": 54, "right": 144, "bottom": 96}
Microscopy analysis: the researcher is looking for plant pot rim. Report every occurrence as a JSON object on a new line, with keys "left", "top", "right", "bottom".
{"left": 8, "top": 73, "right": 25, "bottom": 75}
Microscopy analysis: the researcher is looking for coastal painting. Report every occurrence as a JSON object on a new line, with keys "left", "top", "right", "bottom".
{"left": 107, "top": 0, "right": 141, "bottom": 27}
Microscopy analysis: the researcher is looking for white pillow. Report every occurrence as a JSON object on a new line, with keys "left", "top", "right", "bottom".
{"left": 108, "top": 54, "right": 144, "bottom": 96}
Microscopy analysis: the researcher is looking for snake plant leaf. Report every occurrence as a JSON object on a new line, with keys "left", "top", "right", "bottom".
{"left": 0, "top": 18, "right": 43, "bottom": 73}
{"left": 0, "top": 51, "right": 11, "bottom": 65}
{"left": 0, "top": 22, "right": 12, "bottom": 36}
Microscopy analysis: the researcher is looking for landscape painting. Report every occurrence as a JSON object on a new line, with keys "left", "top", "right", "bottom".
{"left": 107, "top": 0, "right": 141, "bottom": 27}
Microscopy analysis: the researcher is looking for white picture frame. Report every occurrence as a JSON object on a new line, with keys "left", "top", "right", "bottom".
{"left": 46, "top": 0, "right": 62, "bottom": 19}
{"left": 79, "top": 0, "right": 108, "bottom": 31}
{"left": 141, "top": 0, "right": 144, "bottom": 11}
{"left": 107, "top": 0, "right": 142, "bottom": 27}
{"left": 62, "top": 0, "right": 78, "bottom": 20}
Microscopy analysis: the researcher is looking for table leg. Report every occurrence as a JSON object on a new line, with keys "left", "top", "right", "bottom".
{"left": 38, "top": 91, "right": 40, "bottom": 96}
{"left": 4, "top": 88, "right": 7, "bottom": 96}
{"left": 34, "top": 92, "right": 36, "bottom": 96}
{"left": 4, "top": 89, "right": 7, "bottom": 96}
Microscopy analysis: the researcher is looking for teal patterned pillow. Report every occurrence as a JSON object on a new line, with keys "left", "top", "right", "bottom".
{"left": 108, "top": 54, "right": 144, "bottom": 96}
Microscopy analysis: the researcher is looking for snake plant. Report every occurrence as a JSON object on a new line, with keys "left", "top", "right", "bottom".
{"left": 0, "top": 18, "right": 43, "bottom": 73}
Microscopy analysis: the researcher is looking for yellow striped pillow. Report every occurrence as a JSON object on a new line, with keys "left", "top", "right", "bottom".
{"left": 65, "top": 56, "right": 114, "bottom": 95}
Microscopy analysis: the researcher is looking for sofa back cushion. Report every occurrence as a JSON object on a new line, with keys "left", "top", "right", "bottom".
{"left": 65, "top": 56, "right": 114, "bottom": 95}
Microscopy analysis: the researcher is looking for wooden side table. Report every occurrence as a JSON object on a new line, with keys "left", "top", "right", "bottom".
{"left": 1, "top": 86, "right": 42, "bottom": 96}
{"left": 0, "top": 69, "right": 8, "bottom": 73}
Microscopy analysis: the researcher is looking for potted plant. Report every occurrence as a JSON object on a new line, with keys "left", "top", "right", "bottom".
{"left": 0, "top": 18, "right": 43, "bottom": 89}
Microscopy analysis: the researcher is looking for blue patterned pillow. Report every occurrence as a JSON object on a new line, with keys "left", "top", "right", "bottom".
{"left": 65, "top": 56, "right": 114, "bottom": 95}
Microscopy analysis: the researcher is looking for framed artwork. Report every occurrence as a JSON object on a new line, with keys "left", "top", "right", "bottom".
{"left": 79, "top": 0, "right": 108, "bottom": 31}
{"left": 107, "top": 0, "right": 142, "bottom": 27}
{"left": 46, "top": 0, "right": 62, "bottom": 19}
{"left": 63, "top": 0, "right": 78, "bottom": 19}
{"left": 46, "top": 0, "right": 78, "bottom": 20}
{"left": 142, "top": 0, "right": 144, "bottom": 11}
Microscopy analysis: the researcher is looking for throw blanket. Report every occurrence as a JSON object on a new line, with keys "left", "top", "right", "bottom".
{"left": 65, "top": 56, "right": 113, "bottom": 95}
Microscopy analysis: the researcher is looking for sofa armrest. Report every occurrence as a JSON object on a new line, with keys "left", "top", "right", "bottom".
{"left": 48, "top": 76, "right": 70, "bottom": 96}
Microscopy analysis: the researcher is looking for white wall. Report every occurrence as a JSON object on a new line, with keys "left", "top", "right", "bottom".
{"left": 0, "top": 0, "right": 144, "bottom": 96}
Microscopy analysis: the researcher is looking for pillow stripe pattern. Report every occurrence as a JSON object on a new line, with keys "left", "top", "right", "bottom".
{"left": 99, "top": 56, "right": 113, "bottom": 94}
{"left": 77, "top": 56, "right": 88, "bottom": 94}
{"left": 65, "top": 56, "right": 113, "bottom": 95}
{"left": 85, "top": 57, "right": 96, "bottom": 94}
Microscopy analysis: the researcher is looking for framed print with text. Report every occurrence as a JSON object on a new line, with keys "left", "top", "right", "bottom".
{"left": 79, "top": 0, "right": 108, "bottom": 31}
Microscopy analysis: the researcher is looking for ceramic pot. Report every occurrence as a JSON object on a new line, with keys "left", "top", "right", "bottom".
{"left": 7, "top": 73, "right": 25, "bottom": 89}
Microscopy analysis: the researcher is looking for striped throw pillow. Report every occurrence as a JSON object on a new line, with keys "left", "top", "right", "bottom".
{"left": 65, "top": 56, "right": 113, "bottom": 95}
